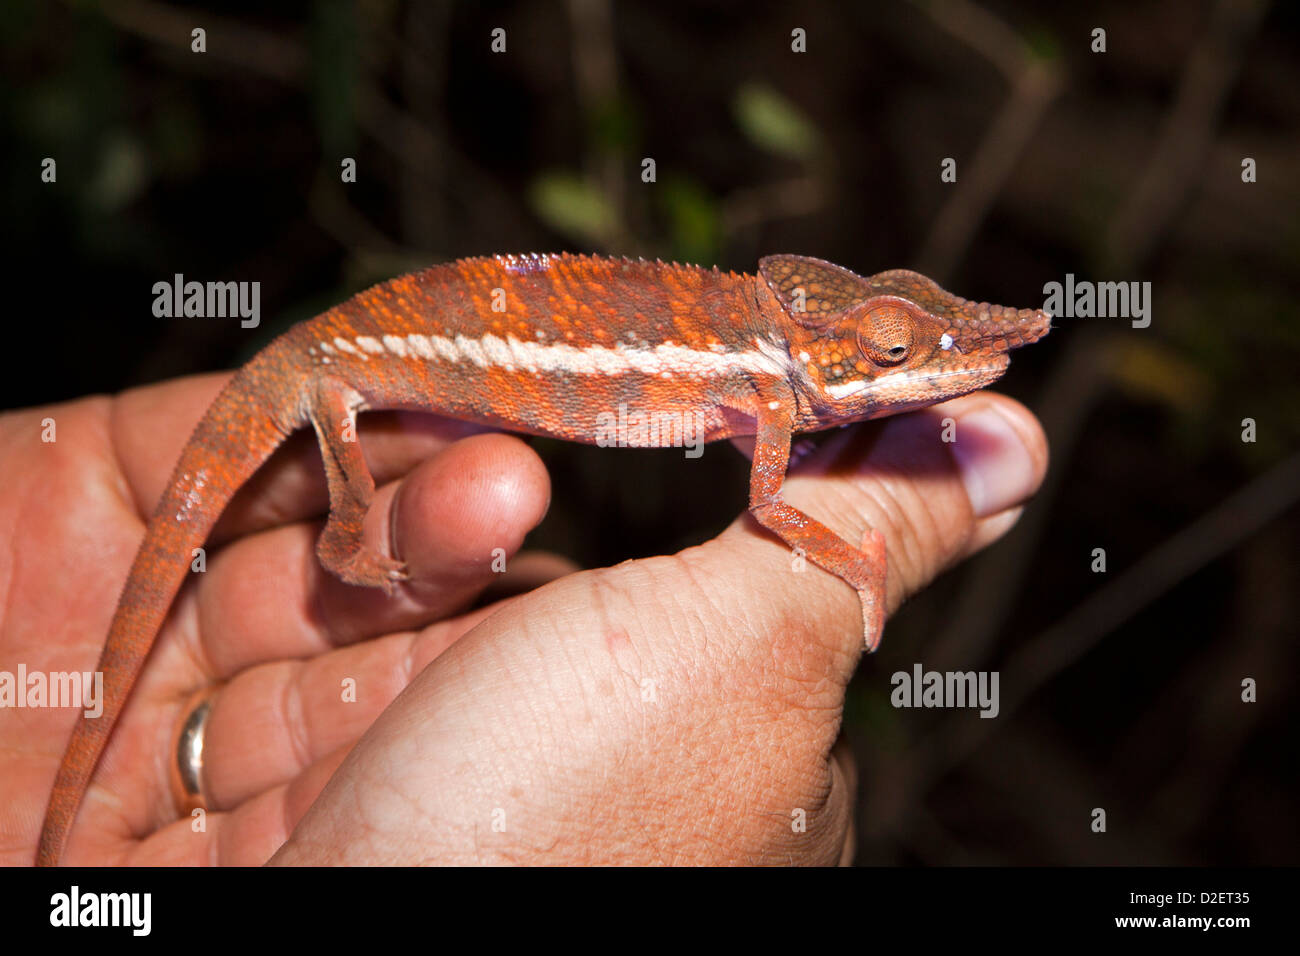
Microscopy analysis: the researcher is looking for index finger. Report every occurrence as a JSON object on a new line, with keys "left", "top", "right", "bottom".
{"left": 110, "top": 370, "right": 495, "bottom": 542}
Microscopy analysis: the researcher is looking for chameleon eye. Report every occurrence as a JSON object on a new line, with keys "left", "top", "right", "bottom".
{"left": 857, "top": 305, "right": 915, "bottom": 366}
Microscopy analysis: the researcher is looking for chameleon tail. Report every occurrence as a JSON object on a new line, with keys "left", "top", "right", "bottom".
{"left": 37, "top": 359, "right": 300, "bottom": 865}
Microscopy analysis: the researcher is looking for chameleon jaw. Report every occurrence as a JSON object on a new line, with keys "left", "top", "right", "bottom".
{"left": 820, "top": 356, "right": 1013, "bottom": 422}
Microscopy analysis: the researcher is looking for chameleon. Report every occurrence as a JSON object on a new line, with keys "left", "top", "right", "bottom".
{"left": 35, "top": 252, "right": 1049, "bottom": 865}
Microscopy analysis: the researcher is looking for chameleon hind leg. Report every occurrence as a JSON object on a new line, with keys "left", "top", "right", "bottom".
{"left": 308, "top": 376, "right": 409, "bottom": 592}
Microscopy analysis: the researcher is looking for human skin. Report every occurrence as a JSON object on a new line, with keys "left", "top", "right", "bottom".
{"left": 0, "top": 371, "right": 1046, "bottom": 865}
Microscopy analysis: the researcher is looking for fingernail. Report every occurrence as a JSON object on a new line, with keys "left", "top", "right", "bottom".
{"left": 948, "top": 406, "right": 1038, "bottom": 518}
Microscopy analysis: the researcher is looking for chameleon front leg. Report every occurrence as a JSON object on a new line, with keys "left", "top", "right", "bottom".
{"left": 747, "top": 397, "right": 888, "bottom": 651}
{"left": 307, "top": 376, "right": 410, "bottom": 592}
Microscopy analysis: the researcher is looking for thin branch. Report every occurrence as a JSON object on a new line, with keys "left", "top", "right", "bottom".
{"left": 915, "top": 0, "right": 1063, "bottom": 280}
{"left": 918, "top": 447, "right": 1300, "bottom": 794}
{"left": 1105, "top": 0, "right": 1270, "bottom": 269}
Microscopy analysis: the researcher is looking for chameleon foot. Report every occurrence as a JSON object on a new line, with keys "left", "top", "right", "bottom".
{"left": 859, "top": 529, "right": 887, "bottom": 653}
{"left": 318, "top": 536, "right": 410, "bottom": 594}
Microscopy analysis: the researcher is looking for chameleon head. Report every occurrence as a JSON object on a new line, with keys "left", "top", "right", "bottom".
{"left": 756, "top": 256, "right": 1051, "bottom": 426}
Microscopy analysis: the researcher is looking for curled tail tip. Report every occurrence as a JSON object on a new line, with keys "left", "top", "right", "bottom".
{"left": 36, "top": 807, "right": 68, "bottom": 866}
{"left": 35, "top": 840, "right": 61, "bottom": 866}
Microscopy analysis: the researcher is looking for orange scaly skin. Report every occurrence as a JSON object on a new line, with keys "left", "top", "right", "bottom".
{"left": 36, "top": 253, "right": 1049, "bottom": 865}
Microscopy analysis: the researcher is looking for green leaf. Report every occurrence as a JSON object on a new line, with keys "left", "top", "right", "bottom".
{"left": 661, "top": 178, "right": 719, "bottom": 264}
{"left": 89, "top": 132, "right": 147, "bottom": 211}
{"left": 733, "top": 83, "right": 820, "bottom": 160}
{"left": 529, "top": 172, "right": 616, "bottom": 243}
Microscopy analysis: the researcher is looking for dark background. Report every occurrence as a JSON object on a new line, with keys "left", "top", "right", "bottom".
{"left": 3, "top": 0, "right": 1296, "bottom": 864}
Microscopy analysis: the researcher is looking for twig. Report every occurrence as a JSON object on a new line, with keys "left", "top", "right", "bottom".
{"left": 914, "top": 0, "right": 1063, "bottom": 280}
{"left": 917, "top": 447, "right": 1300, "bottom": 794}
{"left": 1105, "top": 0, "right": 1271, "bottom": 269}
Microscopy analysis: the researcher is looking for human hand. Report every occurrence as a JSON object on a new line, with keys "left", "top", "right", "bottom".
{"left": 0, "top": 374, "right": 1044, "bottom": 864}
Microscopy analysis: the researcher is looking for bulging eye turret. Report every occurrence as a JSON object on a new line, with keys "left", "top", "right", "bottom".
{"left": 857, "top": 302, "right": 915, "bottom": 366}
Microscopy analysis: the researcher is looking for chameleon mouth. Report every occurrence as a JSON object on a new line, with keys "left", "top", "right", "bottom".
{"left": 827, "top": 359, "right": 1010, "bottom": 402}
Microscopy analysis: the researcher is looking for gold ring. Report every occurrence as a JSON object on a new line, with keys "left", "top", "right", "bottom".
{"left": 169, "top": 686, "right": 219, "bottom": 815}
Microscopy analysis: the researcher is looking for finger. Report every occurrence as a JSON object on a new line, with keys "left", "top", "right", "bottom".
{"left": 111, "top": 373, "right": 230, "bottom": 517}
{"left": 195, "top": 630, "right": 420, "bottom": 809}
{"left": 149, "top": 601, "right": 502, "bottom": 825}
{"left": 707, "top": 392, "right": 1048, "bottom": 672}
{"left": 212, "top": 741, "right": 352, "bottom": 865}
{"left": 478, "top": 550, "right": 582, "bottom": 603}
{"left": 776, "top": 393, "right": 1044, "bottom": 613}
{"left": 212, "top": 410, "right": 497, "bottom": 546}
{"left": 945, "top": 401, "right": 1048, "bottom": 523}
{"left": 172, "top": 592, "right": 507, "bottom": 813}
{"left": 962, "top": 505, "right": 1025, "bottom": 560}
{"left": 129, "top": 740, "right": 351, "bottom": 865}
{"left": 111, "top": 372, "right": 497, "bottom": 541}
{"left": 181, "top": 432, "right": 551, "bottom": 679}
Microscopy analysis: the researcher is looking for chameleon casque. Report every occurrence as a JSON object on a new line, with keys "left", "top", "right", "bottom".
{"left": 36, "top": 252, "right": 1049, "bottom": 864}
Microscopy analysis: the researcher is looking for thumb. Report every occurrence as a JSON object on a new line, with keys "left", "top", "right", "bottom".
{"left": 267, "top": 393, "right": 1045, "bottom": 865}
{"left": 712, "top": 391, "right": 1048, "bottom": 674}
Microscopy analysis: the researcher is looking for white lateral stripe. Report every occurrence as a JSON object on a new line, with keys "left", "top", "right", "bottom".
{"left": 405, "top": 333, "right": 434, "bottom": 359}
{"left": 456, "top": 336, "right": 487, "bottom": 366}
{"left": 350, "top": 331, "right": 790, "bottom": 378}
{"left": 825, "top": 379, "right": 869, "bottom": 399}
{"left": 483, "top": 335, "right": 513, "bottom": 367}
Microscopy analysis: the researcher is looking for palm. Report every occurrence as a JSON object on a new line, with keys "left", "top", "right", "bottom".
{"left": 1, "top": 372, "right": 547, "bottom": 864}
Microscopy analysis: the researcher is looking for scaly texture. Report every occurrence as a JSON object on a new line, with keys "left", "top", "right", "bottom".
{"left": 36, "top": 253, "right": 1049, "bottom": 864}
